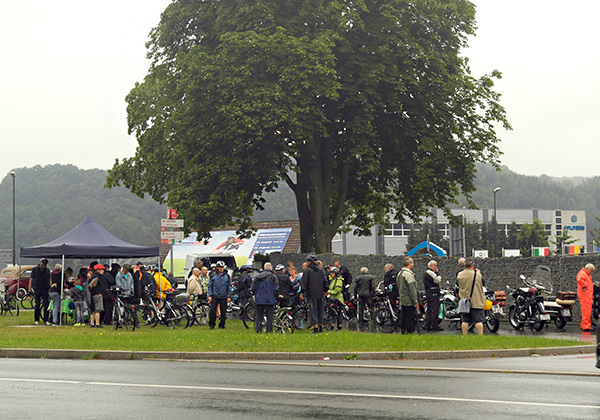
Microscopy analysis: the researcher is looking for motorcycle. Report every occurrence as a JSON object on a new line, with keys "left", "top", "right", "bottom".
{"left": 418, "top": 284, "right": 461, "bottom": 330}
{"left": 483, "top": 287, "right": 507, "bottom": 333}
{"left": 507, "top": 274, "right": 551, "bottom": 331}
{"left": 525, "top": 265, "right": 575, "bottom": 329}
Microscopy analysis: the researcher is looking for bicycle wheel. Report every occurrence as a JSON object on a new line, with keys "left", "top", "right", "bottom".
{"left": 374, "top": 308, "right": 397, "bottom": 333}
{"left": 323, "top": 307, "right": 335, "bottom": 331}
{"left": 165, "top": 305, "right": 187, "bottom": 329}
{"left": 290, "top": 306, "right": 309, "bottom": 330}
{"left": 194, "top": 303, "right": 210, "bottom": 326}
{"left": 136, "top": 303, "right": 158, "bottom": 327}
{"left": 122, "top": 306, "right": 137, "bottom": 331}
{"left": 278, "top": 314, "right": 295, "bottom": 334}
{"left": 5, "top": 296, "right": 19, "bottom": 316}
{"left": 21, "top": 294, "right": 35, "bottom": 310}
{"left": 181, "top": 304, "right": 194, "bottom": 328}
{"left": 243, "top": 302, "right": 256, "bottom": 329}
{"left": 16, "top": 288, "right": 27, "bottom": 300}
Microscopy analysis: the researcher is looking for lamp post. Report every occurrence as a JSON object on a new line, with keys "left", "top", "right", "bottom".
{"left": 10, "top": 172, "right": 16, "bottom": 265}
{"left": 493, "top": 187, "right": 501, "bottom": 257}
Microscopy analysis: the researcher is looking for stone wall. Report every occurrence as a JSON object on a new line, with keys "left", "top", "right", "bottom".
{"left": 272, "top": 253, "right": 600, "bottom": 323}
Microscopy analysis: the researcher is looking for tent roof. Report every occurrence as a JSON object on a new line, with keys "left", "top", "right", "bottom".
{"left": 406, "top": 241, "right": 448, "bottom": 257}
{"left": 20, "top": 216, "right": 159, "bottom": 259}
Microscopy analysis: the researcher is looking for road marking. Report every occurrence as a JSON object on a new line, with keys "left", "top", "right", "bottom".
{"left": 166, "top": 358, "right": 600, "bottom": 378}
{"left": 0, "top": 377, "right": 597, "bottom": 409}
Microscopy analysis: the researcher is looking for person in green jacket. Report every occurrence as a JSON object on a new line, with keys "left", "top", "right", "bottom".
{"left": 328, "top": 267, "right": 344, "bottom": 330}
{"left": 397, "top": 257, "right": 419, "bottom": 334}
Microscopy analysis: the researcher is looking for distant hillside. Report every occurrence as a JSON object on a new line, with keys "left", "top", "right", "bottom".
{"left": 0, "top": 165, "right": 166, "bottom": 255}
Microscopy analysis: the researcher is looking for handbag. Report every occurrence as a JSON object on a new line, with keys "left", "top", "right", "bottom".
{"left": 458, "top": 271, "right": 477, "bottom": 314}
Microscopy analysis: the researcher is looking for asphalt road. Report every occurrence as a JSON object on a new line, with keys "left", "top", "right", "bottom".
{"left": 1, "top": 356, "right": 599, "bottom": 419}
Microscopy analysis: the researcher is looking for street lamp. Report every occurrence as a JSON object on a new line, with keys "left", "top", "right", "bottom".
{"left": 10, "top": 172, "right": 16, "bottom": 265}
{"left": 493, "top": 187, "right": 501, "bottom": 257}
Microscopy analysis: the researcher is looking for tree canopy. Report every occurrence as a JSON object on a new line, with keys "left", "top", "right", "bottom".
{"left": 106, "top": 0, "right": 510, "bottom": 252}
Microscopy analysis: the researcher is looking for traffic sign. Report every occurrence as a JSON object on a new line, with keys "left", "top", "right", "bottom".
{"left": 161, "top": 231, "right": 185, "bottom": 241}
{"left": 161, "top": 219, "right": 184, "bottom": 228}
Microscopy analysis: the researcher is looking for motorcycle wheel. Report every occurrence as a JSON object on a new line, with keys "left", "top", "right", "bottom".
{"left": 553, "top": 312, "right": 566, "bottom": 329}
{"left": 508, "top": 306, "right": 523, "bottom": 330}
{"left": 484, "top": 310, "right": 500, "bottom": 333}
{"left": 531, "top": 305, "right": 546, "bottom": 332}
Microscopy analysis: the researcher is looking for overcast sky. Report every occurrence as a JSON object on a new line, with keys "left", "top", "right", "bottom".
{"left": 1, "top": 0, "right": 598, "bottom": 177}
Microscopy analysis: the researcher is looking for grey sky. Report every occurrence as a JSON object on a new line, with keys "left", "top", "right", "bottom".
{"left": 1, "top": 1, "right": 598, "bottom": 177}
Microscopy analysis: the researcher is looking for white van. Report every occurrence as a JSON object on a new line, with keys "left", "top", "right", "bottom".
{"left": 182, "top": 253, "right": 237, "bottom": 289}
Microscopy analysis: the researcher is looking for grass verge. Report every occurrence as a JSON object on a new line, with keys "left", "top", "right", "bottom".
{"left": 0, "top": 311, "right": 585, "bottom": 353}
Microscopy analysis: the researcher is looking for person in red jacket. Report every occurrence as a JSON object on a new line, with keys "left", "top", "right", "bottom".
{"left": 577, "top": 263, "right": 595, "bottom": 331}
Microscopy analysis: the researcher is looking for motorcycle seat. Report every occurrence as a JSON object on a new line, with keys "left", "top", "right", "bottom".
{"left": 555, "top": 298, "right": 575, "bottom": 306}
{"left": 546, "top": 296, "right": 556, "bottom": 302}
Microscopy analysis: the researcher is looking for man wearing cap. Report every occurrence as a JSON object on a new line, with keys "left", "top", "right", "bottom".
{"left": 457, "top": 258, "right": 485, "bottom": 335}
{"left": 300, "top": 255, "right": 329, "bottom": 333}
{"left": 208, "top": 261, "right": 232, "bottom": 329}
{"left": 30, "top": 258, "right": 51, "bottom": 325}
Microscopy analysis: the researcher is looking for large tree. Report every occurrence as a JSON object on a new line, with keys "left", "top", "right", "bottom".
{"left": 106, "top": 0, "right": 510, "bottom": 252}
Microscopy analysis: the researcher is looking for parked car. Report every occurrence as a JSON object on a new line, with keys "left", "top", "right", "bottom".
{"left": 0, "top": 265, "right": 35, "bottom": 297}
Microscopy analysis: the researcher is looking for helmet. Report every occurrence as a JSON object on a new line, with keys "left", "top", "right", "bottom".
{"left": 275, "top": 264, "right": 285, "bottom": 271}
{"left": 216, "top": 260, "right": 226, "bottom": 268}
{"left": 330, "top": 267, "right": 339, "bottom": 273}
{"left": 40, "top": 258, "right": 49, "bottom": 264}
{"left": 306, "top": 254, "right": 317, "bottom": 263}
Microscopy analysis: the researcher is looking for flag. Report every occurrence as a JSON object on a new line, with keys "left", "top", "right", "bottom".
{"left": 532, "top": 247, "right": 550, "bottom": 257}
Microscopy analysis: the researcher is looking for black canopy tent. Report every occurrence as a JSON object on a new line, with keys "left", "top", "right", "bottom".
{"left": 19, "top": 216, "right": 159, "bottom": 325}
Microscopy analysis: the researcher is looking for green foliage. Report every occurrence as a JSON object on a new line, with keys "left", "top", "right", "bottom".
{"left": 106, "top": 0, "right": 510, "bottom": 253}
{"left": 0, "top": 165, "right": 165, "bottom": 257}
{"left": 516, "top": 219, "right": 548, "bottom": 257}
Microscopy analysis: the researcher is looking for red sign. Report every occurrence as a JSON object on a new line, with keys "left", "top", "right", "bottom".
{"left": 168, "top": 209, "right": 178, "bottom": 219}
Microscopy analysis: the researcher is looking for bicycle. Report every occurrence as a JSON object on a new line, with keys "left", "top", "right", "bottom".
{"left": 0, "top": 283, "right": 20, "bottom": 316}
{"left": 243, "top": 301, "right": 294, "bottom": 333}
{"left": 110, "top": 286, "right": 137, "bottom": 331}
{"left": 20, "top": 289, "right": 35, "bottom": 310}
{"left": 136, "top": 291, "right": 191, "bottom": 329}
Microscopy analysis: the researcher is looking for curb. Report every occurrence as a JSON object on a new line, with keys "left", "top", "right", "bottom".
{"left": 0, "top": 345, "right": 594, "bottom": 361}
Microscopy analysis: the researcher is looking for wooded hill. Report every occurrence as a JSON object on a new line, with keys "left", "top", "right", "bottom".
{"left": 1, "top": 163, "right": 598, "bottom": 255}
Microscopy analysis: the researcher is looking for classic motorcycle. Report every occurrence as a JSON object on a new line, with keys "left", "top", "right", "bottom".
{"left": 508, "top": 274, "right": 551, "bottom": 331}
{"left": 418, "top": 285, "right": 461, "bottom": 330}
{"left": 526, "top": 265, "right": 575, "bottom": 329}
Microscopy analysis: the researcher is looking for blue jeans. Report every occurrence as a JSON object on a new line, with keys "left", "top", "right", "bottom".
{"left": 49, "top": 292, "right": 60, "bottom": 324}
{"left": 309, "top": 298, "right": 324, "bottom": 326}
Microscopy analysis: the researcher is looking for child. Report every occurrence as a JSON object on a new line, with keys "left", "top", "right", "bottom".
{"left": 70, "top": 277, "right": 85, "bottom": 326}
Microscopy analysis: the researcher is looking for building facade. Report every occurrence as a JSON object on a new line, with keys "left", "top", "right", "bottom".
{"left": 331, "top": 208, "right": 587, "bottom": 256}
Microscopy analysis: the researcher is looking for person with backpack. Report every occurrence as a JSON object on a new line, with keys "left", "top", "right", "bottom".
{"left": 327, "top": 267, "right": 345, "bottom": 331}
{"left": 88, "top": 264, "right": 106, "bottom": 328}
{"left": 251, "top": 263, "right": 279, "bottom": 333}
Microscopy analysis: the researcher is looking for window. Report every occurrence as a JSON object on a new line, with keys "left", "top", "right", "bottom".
{"left": 385, "top": 223, "right": 414, "bottom": 237}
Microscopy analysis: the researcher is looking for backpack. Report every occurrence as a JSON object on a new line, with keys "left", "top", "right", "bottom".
{"left": 141, "top": 272, "right": 156, "bottom": 299}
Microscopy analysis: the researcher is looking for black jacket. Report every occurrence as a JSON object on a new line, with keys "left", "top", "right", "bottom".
{"left": 423, "top": 269, "right": 441, "bottom": 297}
{"left": 351, "top": 274, "right": 375, "bottom": 299}
{"left": 383, "top": 268, "right": 399, "bottom": 298}
{"left": 100, "top": 272, "right": 116, "bottom": 299}
{"left": 31, "top": 265, "right": 51, "bottom": 292}
{"left": 300, "top": 264, "right": 328, "bottom": 299}
{"left": 276, "top": 272, "right": 293, "bottom": 305}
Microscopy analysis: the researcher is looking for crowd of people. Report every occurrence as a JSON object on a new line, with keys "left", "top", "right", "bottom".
{"left": 28, "top": 258, "right": 178, "bottom": 327}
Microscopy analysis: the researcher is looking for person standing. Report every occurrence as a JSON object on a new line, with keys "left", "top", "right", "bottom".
{"left": 333, "top": 261, "right": 353, "bottom": 301}
{"left": 101, "top": 264, "right": 117, "bottom": 325}
{"left": 187, "top": 267, "right": 203, "bottom": 295}
{"left": 198, "top": 266, "right": 211, "bottom": 295}
{"left": 351, "top": 267, "right": 375, "bottom": 327}
{"left": 236, "top": 267, "right": 252, "bottom": 311}
{"left": 69, "top": 277, "right": 85, "bottom": 326}
{"left": 456, "top": 258, "right": 485, "bottom": 335}
{"left": 48, "top": 264, "right": 62, "bottom": 326}
{"left": 30, "top": 258, "right": 51, "bottom": 325}
{"left": 397, "top": 257, "right": 418, "bottom": 334}
{"left": 88, "top": 264, "right": 106, "bottom": 328}
{"left": 275, "top": 264, "right": 293, "bottom": 307}
{"left": 251, "top": 263, "right": 279, "bottom": 333}
{"left": 208, "top": 260, "right": 232, "bottom": 329}
{"left": 423, "top": 260, "right": 444, "bottom": 332}
{"left": 115, "top": 264, "right": 134, "bottom": 301}
{"left": 383, "top": 263, "right": 399, "bottom": 311}
{"left": 132, "top": 262, "right": 144, "bottom": 303}
{"left": 300, "top": 255, "right": 329, "bottom": 334}
{"left": 577, "top": 263, "right": 595, "bottom": 332}
{"left": 327, "top": 267, "right": 345, "bottom": 330}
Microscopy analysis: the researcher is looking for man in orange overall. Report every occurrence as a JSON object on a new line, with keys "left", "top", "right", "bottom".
{"left": 577, "top": 263, "right": 595, "bottom": 331}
